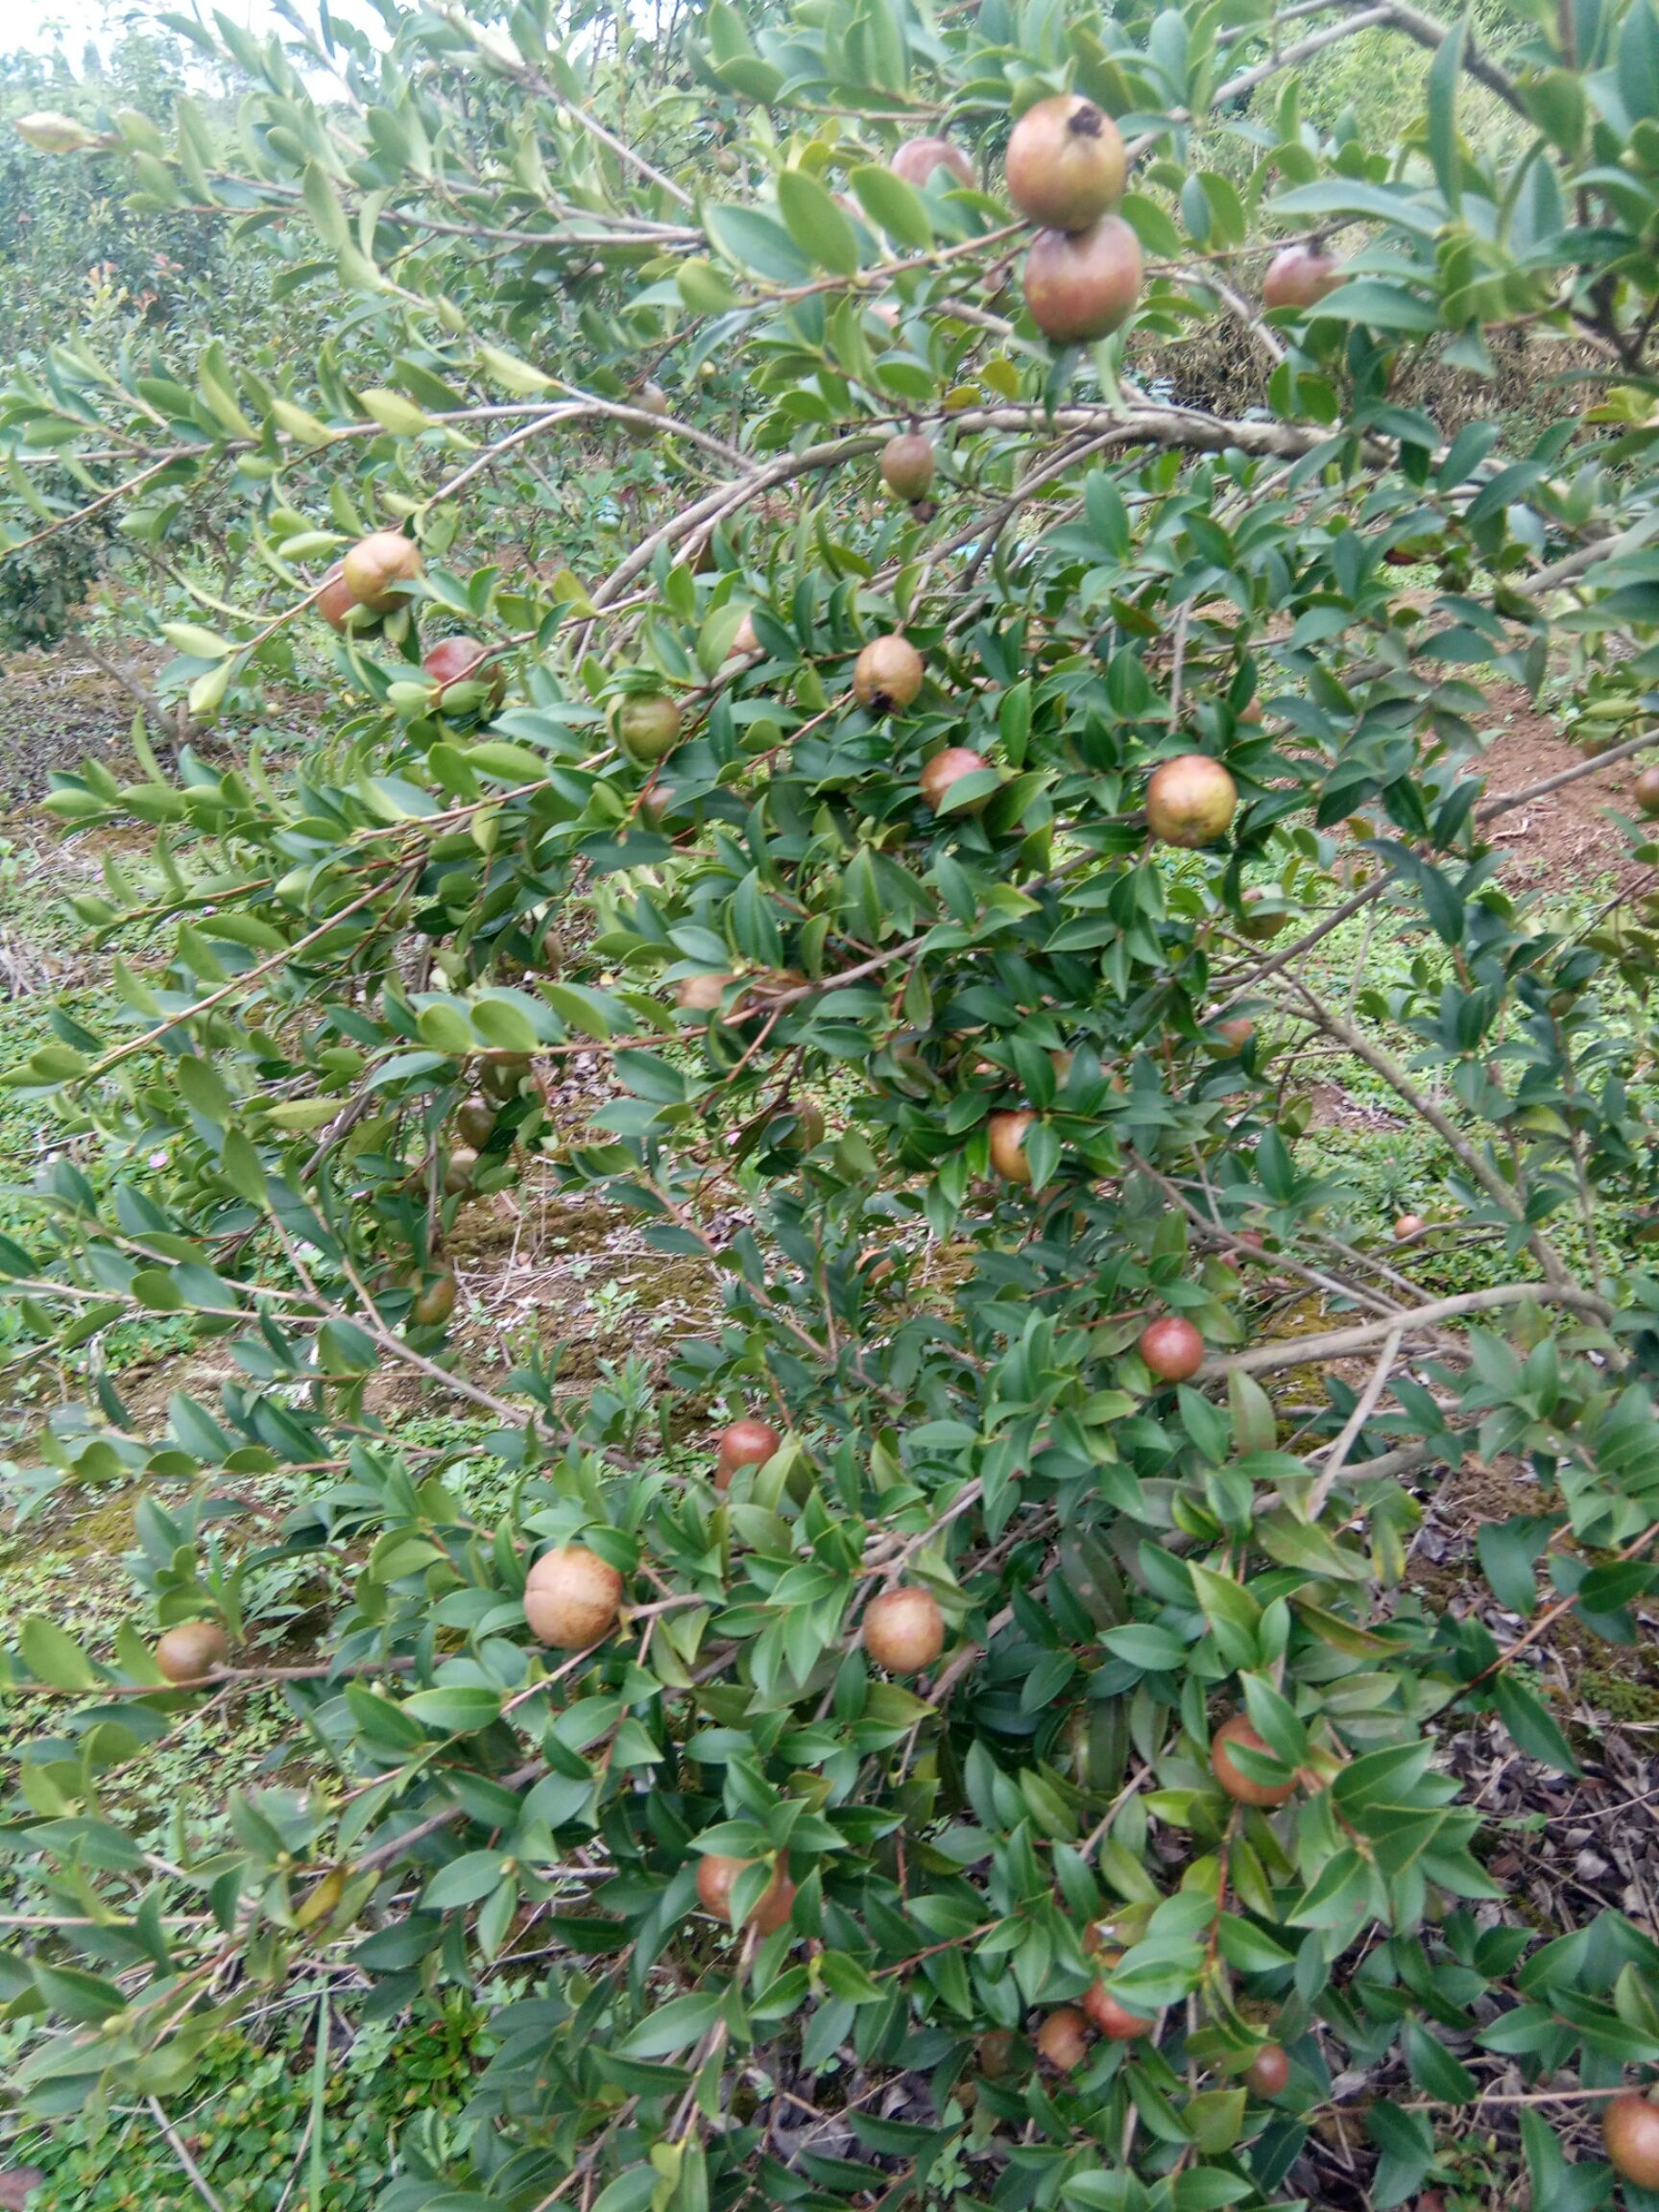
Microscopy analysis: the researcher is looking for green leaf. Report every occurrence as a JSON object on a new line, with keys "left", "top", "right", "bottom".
{"left": 1426, "top": 20, "right": 1466, "bottom": 210}
{"left": 776, "top": 168, "right": 859, "bottom": 275}
{"left": 421, "top": 1851, "right": 512, "bottom": 1911}
{"left": 1493, "top": 1671, "right": 1578, "bottom": 1773}
{"left": 402, "top": 1685, "right": 505, "bottom": 1733}
{"left": 848, "top": 162, "right": 932, "bottom": 249}
{"left": 704, "top": 204, "right": 813, "bottom": 283}
{"left": 1313, "top": 279, "right": 1441, "bottom": 333}
{"left": 21, "top": 1615, "right": 99, "bottom": 1690}
{"left": 616, "top": 1989, "right": 724, "bottom": 2057}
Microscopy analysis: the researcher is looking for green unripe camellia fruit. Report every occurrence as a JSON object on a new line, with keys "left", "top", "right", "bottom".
{"left": 1005, "top": 96, "right": 1126, "bottom": 231}
{"left": 1145, "top": 754, "right": 1238, "bottom": 847}
{"left": 880, "top": 433, "right": 936, "bottom": 502}
{"left": 522, "top": 1545, "right": 624, "bottom": 1647}
{"left": 341, "top": 530, "right": 423, "bottom": 612}
{"left": 1211, "top": 1713, "right": 1299, "bottom": 1808}
{"left": 610, "top": 692, "right": 683, "bottom": 762}
{"left": 1262, "top": 243, "right": 1343, "bottom": 310}
{"left": 1236, "top": 887, "right": 1286, "bottom": 940}
{"left": 889, "top": 135, "right": 974, "bottom": 189}
{"left": 444, "top": 1146, "right": 479, "bottom": 1194}
{"left": 1604, "top": 2095, "right": 1659, "bottom": 2189}
{"left": 410, "top": 1269, "right": 458, "bottom": 1327}
{"left": 1022, "top": 215, "right": 1142, "bottom": 344}
{"left": 456, "top": 1098, "right": 496, "bottom": 1148}
{"left": 156, "top": 1622, "right": 229, "bottom": 1683}
{"left": 479, "top": 1053, "right": 532, "bottom": 1102}
{"left": 853, "top": 635, "right": 924, "bottom": 712}
{"left": 779, "top": 1102, "right": 825, "bottom": 1151}
{"left": 863, "top": 1585, "right": 946, "bottom": 1672}
{"left": 1138, "top": 1315, "right": 1205, "bottom": 1381}
{"left": 1634, "top": 763, "right": 1659, "bottom": 815}
{"left": 978, "top": 2028, "right": 1019, "bottom": 2079}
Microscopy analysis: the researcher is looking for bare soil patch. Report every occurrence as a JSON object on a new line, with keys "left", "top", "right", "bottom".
{"left": 1479, "top": 684, "right": 1648, "bottom": 888}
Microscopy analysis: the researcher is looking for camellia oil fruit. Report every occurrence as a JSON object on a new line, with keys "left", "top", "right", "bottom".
{"left": 1005, "top": 95, "right": 1126, "bottom": 231}
{"left": 610, "top": 692, "right": 683, "bottom": 762}
{"left": 1211, "top": 1713, "right": 1298, "bottom": 1808}
{"left": 714, "top": 1417, "right": 781, "bottom": 1489}
{"left": 1262, "top": 243, "right": 1343, "bottom": 310}
{"left": 988, "top": 1108, "right": 1036, "bottom": 1184}
{"left": 889, "top": 135, "right": 974, "bottom": 189}
{"left": 695, "top": 1853, "right": 797, "bottom": 1934}
{"left": 880, "top": 432, "right": 936, "bottom": 503}
{"left": 341, "top": 529, "right": 423, "bottom": 612}
{"left": 156, "top": 1622, "right": 229, "bottom": 1683}
{"left": 1138, "top": 1315, "right": 1204, "bottom": 1382}
{"left": 1603, "top": 2092, "right": 1659, "bottom": 2189}
{"left": 921, "top": 747, "right": 992, "bottom": 813}
{"left": 853, "top": 635, "right": 924, "bottom": 712}
{"left": 1022, "top": 215, "right": 1142, "bottom": 344}
{"left": 1145, "top": 754, "right": 1238, "bottom": 847}
{"left": 863, "top": 1586, "right": 945, "bottom": 1673}
{"left": 522, "top": 1545, "right": 623, "bottom": 1648}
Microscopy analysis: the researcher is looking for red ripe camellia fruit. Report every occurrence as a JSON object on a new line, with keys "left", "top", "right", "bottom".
{"left": 863, "top": 1586, "right": 946, "bottom": 1673}
{"left": 921, "top": 747, "right": 992, "bottom": 813}
{"left": 1603, "top": 2092, "right": 1659, "bottom": 2189}
{"left": 522, "top": 1545, "right": 623, "bottom": 1648}
{"left": 156, "top": 1622, "right": 229, "bottom": 1683}
{"left": 1022, "top": 215, "right": 1142, "bottom": 344}
{"left": 1393, "top": 1213, "right": 1426, "bottom": 1241}
{"left": 1145, "top": 754, "right": 1238, "bottom": 848}
{"left": 341, "top": 529, "right": 423, "bottom": 612}
{"left": 423, "top": 636, "right": 506, "bottom": 709}
{"left": 1081, "top": 1974, "right": 1153, "bottom": 2041}
{"left": 695, "top": 1853, "right": 797, "bottom": 1935}
{"left": 988, "top": 1107, "right": 1036, "bottom": 1184}
{"left": 1005, "top": 95, "right": 1126, "bottom": 231}
{"left": 1138, "top": 1315, "right": 1204, "bottom": 1382}
{"left": 1211, "top": 1713, "right": 1299, "bottom": 1808}
{"left": 853, "top": 635, "right": 925, "bottom": 712}
{"left": 1262, "top": 244, "right": 1343, "bottom": 311}
{"left": 1243, "top": 2043, "right": 1291, "bottom": 2097}
{"left": 317, "top": 564, "right": 362, "bottom": 634}
{"left": 714, "top": 1417, "right": 781, "bottom": 1490}
{"left": 890, "top": 135, "right": 974, "bottom": 190}
{"left": 1036, "top": 2007, "right": 1091, "bottom": 2072}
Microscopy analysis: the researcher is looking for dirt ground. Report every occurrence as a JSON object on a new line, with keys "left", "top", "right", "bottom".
{"left": 1478, "top": 683, "right": 1649, "bottom": 887}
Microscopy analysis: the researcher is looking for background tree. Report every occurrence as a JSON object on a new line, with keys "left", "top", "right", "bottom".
{"left": 4, "top": 0, "right": 1659, "bottom": 2207}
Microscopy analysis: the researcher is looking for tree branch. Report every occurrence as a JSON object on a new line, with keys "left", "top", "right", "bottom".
{"left": 1196, "top": 1283, "right": 1611, "bottom": 1378}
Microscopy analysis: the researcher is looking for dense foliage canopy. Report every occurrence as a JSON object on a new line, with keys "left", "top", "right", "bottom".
{"left": 5, "top": 0, "right": 1659, "bottom": 2205}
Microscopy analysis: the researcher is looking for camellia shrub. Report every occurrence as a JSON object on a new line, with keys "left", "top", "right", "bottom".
{"left": 4, "top": 0, "right": 1659, "bottom": 2207}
